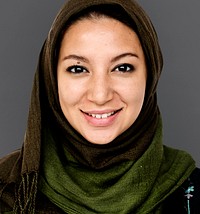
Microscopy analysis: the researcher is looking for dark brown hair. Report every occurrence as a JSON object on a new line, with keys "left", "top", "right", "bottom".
{"left": 55, "top": 4, "right": 138, "bottom": 66}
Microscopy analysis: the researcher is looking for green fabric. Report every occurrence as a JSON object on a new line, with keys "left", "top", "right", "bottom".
{"left": 39, "top": 118, "right": 195, "bottom": 214}
{"left": 0, "top": 1, "right": 196, "bottom": 213}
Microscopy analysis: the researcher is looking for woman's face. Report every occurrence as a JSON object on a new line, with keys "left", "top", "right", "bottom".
{"left": 57, "top": 17, "right": 147, "bottom": 145}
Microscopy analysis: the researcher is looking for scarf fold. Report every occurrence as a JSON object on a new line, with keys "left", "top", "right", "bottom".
{"left": 39, "top": 118, "right": 195, "bottom": 213}
{"left": 48, "top": 99, "right": 158, "bottom": 170}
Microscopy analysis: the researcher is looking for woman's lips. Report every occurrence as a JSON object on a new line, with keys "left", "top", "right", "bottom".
{"left": 81, "top": 109, "right": 122, "bottom": 126}
{"left": 87, "top": 111, "right": 115, "bottom": 119}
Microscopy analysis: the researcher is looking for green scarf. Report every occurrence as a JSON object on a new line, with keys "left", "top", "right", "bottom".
{"left": 39, "top": 119, "right": 195, "bottom": 213}
{"left": 12, "top": 1, "right": 195, "bottom": 213}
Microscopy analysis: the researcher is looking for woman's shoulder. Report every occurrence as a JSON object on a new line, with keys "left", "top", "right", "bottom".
{"left": 0, "top": 150, "right": 21, "bottom": 183}
{"left": 163, "top": 168, "right": 200, "bottom": 214}
{"left": 189, "top": 168, "right": 200, "bottom": 211}
{"left": 0, "top": 150, "right": 21, "bottom": 212}
{"left": 190, "top": 167, "right": 200, "bottom": 181}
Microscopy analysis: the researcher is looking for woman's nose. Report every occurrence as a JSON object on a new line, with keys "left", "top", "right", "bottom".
{"left": 87, "top": 74, "right": 113, "bottom": 105}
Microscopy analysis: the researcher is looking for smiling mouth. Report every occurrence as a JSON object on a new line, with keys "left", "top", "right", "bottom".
{"left": 82, "top": 109, "right": 122, "bottom": 119}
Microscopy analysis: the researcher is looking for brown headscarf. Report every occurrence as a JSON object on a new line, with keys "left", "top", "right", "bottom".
{"left": 42, "top": 0, "right": 162, "bottom": 169}
{"left": 15, "top": 0, "right": 163, "bottom": 212}
{"left": 22, "top": 0, "right": 163, "bottom": 174}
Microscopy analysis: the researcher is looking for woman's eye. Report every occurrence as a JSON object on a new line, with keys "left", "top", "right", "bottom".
{"left": 66, "top": 65, "right": 87, "bottom": 74}
{"left": 113, "top": 64, "right": 134, "bottom": 73}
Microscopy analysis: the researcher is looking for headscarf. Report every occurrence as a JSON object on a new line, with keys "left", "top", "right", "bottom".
{"left": 39, "top": 0, "right": 163, "bottom": 170}
{"left": 14, "top": 0, "right": 166, "bottom": 212}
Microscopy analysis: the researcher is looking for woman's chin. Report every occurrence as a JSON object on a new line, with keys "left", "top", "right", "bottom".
{"left": 83, "top": 133, "right": 116, "bottom": 145}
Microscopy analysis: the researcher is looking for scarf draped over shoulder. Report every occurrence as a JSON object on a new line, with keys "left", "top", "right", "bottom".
{"left": 12, "top": 0, "right": 195, "bottom": 213}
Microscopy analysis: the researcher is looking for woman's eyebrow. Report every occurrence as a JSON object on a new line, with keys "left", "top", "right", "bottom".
{"left": 111, "top": 53, "right": 139, "bottom": 63}
{"left": 61, "top": 52, "right": 138, "bottom": 63}
{"left": 62, "top": 55, "right": 89, "bottom": 63}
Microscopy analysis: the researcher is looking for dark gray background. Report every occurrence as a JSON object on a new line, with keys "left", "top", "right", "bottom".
{"left": 0, "top": 1, "right": 199, "bottom": 167}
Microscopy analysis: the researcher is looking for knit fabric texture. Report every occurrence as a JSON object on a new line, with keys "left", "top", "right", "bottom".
{"left": 39, "top": 117, "right": 195, "bottom": 213}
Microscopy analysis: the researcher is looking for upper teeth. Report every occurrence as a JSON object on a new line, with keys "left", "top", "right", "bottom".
{"left": 89, "top": 112, "right": 114, "bottom": 119}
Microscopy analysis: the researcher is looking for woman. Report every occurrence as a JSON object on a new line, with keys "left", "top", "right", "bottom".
{"left": 0, "top": 0, "right": 199, "bottom": 213}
